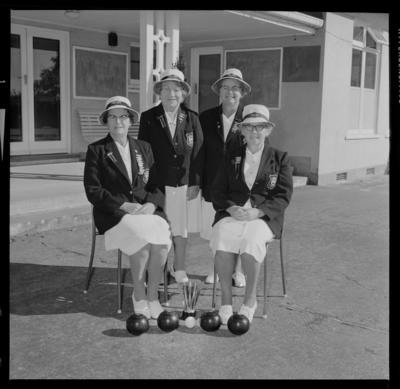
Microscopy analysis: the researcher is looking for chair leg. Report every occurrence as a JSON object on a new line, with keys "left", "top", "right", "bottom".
{"left": 117, "top": 250, "right": 122, "bottom": 314}
{"left": 279, "top": 237, "right": 287, "bottom": 297}
{"left": 163, "top": 262, "right": 169, "bottom": 306}
{"left": 262, "top": 245, "right": 269, "bottom": 319}
{"left": 84, "top": 220, "right": 97, "bottom": 293}
{"left": 212, "top": 262, "right": 217, "bottom": 309}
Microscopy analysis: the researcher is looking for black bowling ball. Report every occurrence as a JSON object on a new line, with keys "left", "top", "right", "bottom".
{"left": 157, "top": 310, "right": 180, "bottom": 332}
{"left": 200, "top": 310, "right": 222, "bottom": 332}
{"left": 227, "top": 313, "right": 250, "bottom": 335}
{"left": 126, "top": 313, "right": 149, "bottom": 336}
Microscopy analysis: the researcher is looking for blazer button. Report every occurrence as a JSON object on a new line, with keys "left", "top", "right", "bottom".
{"left": 129, "top": 191, "right": 133, "bottom": 194}
{"left": 173, "top": 155, "right": 177, "bottom": 158}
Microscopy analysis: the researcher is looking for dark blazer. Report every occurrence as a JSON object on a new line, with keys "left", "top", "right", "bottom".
{"left": 138, "top": 103, "right": 204, "bottom": 191}
{"left": 199, "top": 104, "right": 245, "bottom": 202}
{"left": 211, "top": 142, "right": 293, "bottom": 239}
{"left": 84, "top": 134, "right": 166, "bottom": 234}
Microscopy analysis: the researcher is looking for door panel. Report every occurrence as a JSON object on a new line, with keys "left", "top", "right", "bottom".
{"left": 190, "top": 47, "right": 222, "bottom": 114}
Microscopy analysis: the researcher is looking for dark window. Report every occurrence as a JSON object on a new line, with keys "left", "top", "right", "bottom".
{"left": 364, "top": 52, "right": 376, "bottom": 89}
{"left": 351, "top": 49, "right": 362, "bottom": 87}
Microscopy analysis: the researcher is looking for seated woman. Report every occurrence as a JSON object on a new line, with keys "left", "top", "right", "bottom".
{"left": 210, "top": 104, "right": 293, "bottom": 324}
{"left": 83, "top": 96, "right": 171, "bottom": 320}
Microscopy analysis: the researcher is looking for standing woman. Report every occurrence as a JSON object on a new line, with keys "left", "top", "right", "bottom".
{"left": 199, "top": 68, "right": 251, "bottom": 287}
{"left": 210, "top": 104, "right": 293, "bottom": 324}
{"left": 84, "top": 96, "right": 172, "bottom": 320}
{"left": 138, "top": 68, "right": 204, "bottom": 284}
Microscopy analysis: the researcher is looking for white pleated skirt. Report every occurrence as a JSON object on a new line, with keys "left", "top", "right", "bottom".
{"left": 210, "top": 217, "right": 275, "bottom": 263}
{"left": 165, "top": 185, "right": 202, "bottom": 238}
{"left": 104, "top": 214, "right": 172, "bottom": 256}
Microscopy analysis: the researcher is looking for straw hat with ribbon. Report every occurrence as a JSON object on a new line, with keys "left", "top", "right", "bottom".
{"left": 99, "top": 96, "right": 139, "bottom": 125}
{"left": 211, "top": 68, "right": 251, "bottom": 96}
{"left": 153, "top": 68, "right": 191, "bottom": 95}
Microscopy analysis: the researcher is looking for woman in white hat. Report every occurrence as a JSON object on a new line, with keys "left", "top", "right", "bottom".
{"left": 138, "top": 69, "right": 204, "bottom": 284}
{"left": 84, "top": 96, "right": 172, "bottom": 319}
{"left": 199, "top": 68, "right": 251, "bottom": 287}
{"left": 210, "top": 104, "right": 293, "bottom": 325}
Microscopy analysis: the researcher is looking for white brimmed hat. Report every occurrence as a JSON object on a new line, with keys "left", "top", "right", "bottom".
{"left": 211, "top": 68, "right": 251, "bottom": 96}
{"left": 99, "top": 96, "right": 139, "bottom": 125}
{"left": 153, "top": 68, "right": 191, "bottom": 95}
{"left": 239, "top": 104, "right": 275, "bottom": 128}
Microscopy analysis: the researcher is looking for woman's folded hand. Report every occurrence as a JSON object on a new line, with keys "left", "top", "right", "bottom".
{"left": 134, "top": 202, "right": 156, "bottom": 215}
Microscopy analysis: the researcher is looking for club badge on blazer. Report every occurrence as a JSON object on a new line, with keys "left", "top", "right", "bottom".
{"left": 135, "top": 149, "right": 149, "bottom": 184}
{"left": 107, "top": 151, "right": 117, "bottom": 164}
{"left": 266, "top": 173, "right": 278, "bottom": 190}
{"left": 185, "top": 132, "right": 194, "bottom": 148}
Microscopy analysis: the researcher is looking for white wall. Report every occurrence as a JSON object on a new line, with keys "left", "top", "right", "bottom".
{"left": 318, "top": 13, "right": 389, "bottom": 184}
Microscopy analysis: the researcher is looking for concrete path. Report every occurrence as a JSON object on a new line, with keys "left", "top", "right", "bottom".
{"left": 8, "top": 174, "right": 389, "bottom": 379}
{"left": 9, "top": 162, "right": 309, "bottom": 236}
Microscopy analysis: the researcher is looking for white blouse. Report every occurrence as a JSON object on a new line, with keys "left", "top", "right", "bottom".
{"left": 165, "top": 111, "right": 177, "bottom": 139}
{"left": 242, "top": 143, "right": 264, "bottom": 209}
{"left": 114, "top": 140, "right": 132, "bottom": 184}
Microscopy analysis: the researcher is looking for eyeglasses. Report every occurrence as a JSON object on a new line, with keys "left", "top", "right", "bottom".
{"left": 161, "top": 86, "right": 183, "bottom": 94}
{"left": 108, "top": 114, "right": 130, "bottom": 121}
{"left": 220, "top": 85, "right": 242, "bottom": 93}
{"left": 242, "top": 124, "right": 272, "bottom": 133}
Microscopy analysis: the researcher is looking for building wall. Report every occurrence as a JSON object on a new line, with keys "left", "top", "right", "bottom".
{"left": 182, "top": 32, "right": 325, "bottom": 182}
{"left": 318, "top": 13, "right": 389, "bottom": 185}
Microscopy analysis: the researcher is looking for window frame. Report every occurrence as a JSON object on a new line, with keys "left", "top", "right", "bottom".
{"left": 347, "top": 23, "right": 381, "bottom": 139}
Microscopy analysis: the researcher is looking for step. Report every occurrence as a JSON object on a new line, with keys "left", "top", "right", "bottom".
{"left": 10, "top": 153, "right": 85, "bottom": 167}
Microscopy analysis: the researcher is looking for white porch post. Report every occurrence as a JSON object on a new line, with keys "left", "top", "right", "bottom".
{"left": 139, "top": 10, "right": 181, "bottom": 112}
{"left": 139, "top": 11, "right": 155, "bottom": 113}
{"left": 165, "top": 11, "right": 180, "bottom": 68}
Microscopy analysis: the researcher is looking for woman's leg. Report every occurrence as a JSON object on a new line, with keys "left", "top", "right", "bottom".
{"left": 146, "top": 244, "right": 169, "bottom": 301}
{"left": 240, "top": 253, "right": 261, "bottom": 307}
{"left": 128, "top": 244, "right": 151, "bottom": 301}
{"left": 173, "top": 235, "right": 187, "bottom": 271}
{"left": 215, "top": 250, "right": 237, "bottom": 305}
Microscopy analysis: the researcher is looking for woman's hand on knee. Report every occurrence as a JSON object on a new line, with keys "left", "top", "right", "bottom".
{"left": 134, "top": 202, "right": 156, "bottom": 215}
{"left": 187, "top": 185, "right": 200, "bottom": 200}
{"left": 242, "top": 208, "right": 264, "bottom": 221}
{"left": 120, "top": 202, "right": 142, "bottom": 214}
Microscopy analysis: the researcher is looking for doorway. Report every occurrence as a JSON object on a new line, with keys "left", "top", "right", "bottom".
{"left": 190, "top": 46, "right": 223, "bottom": 114}
{"left": 10, "top": 24, "right": 70, "bottom": 155}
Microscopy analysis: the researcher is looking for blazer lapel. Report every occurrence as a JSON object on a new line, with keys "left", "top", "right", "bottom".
{"left": 216, "top": 105, "right": 225, "bottom": 143}
{"left": 128, "top": 136, "right": 139, "bottom": 184}
{"left": 155, "top": 103, "right": 174, "bottom": 146}
{"left": 225, "top": 104, "right": 243, "bottom": 145}
{"left": 174, "top": 105, "right": 187, "bottom": 141}
{"left": 104, "top": 134, "right": 132, "bottom": 186}
{"left": 255, "top": 142, "right": 274, "bottom": 183}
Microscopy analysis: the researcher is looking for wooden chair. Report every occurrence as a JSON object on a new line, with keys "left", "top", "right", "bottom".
{"left": 83, "top": 208, "right": 169, "bottom": 314}
{"left": 211, "top": 229, "right": 287, "bottom": 319}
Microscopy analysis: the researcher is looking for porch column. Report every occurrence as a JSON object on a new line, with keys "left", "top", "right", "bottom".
{"left": 139, "top": 10, "right": 181, "bottom": 112}
{"left": 139, "top": 10, "right": 155, "bottom": 113}
{"left": 165, "top": 11, "right": 180, "bottom": 68}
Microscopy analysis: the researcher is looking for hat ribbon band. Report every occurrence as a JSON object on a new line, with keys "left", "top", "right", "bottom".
{"left": 242, "top": 112, "right": 270, "bottom": 122}
{"left": 222, "top": 73, "right": 243, "bottom": 81}
{"left": 160, "top": 75, "right": 183, "bottom": 82}
{"left": 106, "top": 101, "right": 131, "bottom": 110}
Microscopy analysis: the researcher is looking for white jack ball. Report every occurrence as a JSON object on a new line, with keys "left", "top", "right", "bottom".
{"left": 185, "top": 316, "right": 196, "bottom": 328}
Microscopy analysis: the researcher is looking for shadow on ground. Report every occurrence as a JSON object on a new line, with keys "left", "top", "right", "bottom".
{"left": 10, "top": 263, "right": 268, "bottom": 320}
